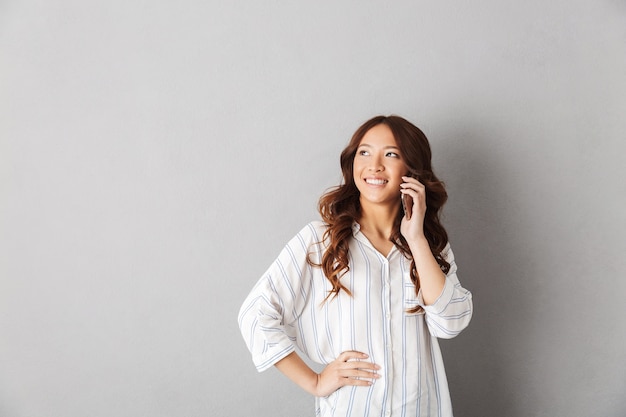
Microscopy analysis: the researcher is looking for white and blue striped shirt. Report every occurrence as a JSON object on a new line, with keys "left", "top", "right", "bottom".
{"left": 238, "top": 221, "right": 473, "bottom": 417}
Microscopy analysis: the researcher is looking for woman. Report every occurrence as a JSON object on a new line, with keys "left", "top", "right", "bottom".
{"left": 238, "top": 115, "right": 473, "bottom": 417}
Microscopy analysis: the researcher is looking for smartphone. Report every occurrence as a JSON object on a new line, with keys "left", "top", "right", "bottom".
{"left": 401, "top": 173, "right": 419, "bottom": 220}
{"left": 402, "top": 193, "right": 413, "bottom": 220}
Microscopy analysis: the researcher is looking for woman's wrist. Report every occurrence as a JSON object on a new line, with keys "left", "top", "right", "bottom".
{"left": 407, "top": 235, "right": 430, "bottom": 254}
{"left": 275, "top": 352, "right": 321, "bottom": 396}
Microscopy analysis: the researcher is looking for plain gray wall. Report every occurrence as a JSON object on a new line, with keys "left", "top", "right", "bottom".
{"left": 1, "top": 1, "right": 625, "bottom": 416}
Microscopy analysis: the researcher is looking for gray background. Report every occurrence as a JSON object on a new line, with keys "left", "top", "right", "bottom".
{"left": 1, "top": 1, "right": 625, "bottom": 416}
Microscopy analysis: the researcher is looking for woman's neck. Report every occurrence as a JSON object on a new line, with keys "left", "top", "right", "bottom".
{"left": 357, "top": 200, "right": 400, "bottom": 242}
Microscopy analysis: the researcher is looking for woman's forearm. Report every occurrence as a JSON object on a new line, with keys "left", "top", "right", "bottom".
{"left": 408, "top": 237, "right": 446, "bottom": 305}
{"left": 274, "top": 352, "right": 320, "bottom": 396}
{"left": 275, "top": 350, "right": 381, "bottom": 397}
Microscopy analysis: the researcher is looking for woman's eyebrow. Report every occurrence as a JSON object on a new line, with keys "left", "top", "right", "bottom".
{"left": 358, "top": 143, "right": 399, "bottom": 150}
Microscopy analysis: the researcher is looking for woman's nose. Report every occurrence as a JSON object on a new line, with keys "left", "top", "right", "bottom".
{"left": 369, "top": 157, "right": 384, "bottom": 172}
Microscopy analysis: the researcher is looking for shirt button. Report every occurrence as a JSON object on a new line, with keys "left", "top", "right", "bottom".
{"left": 386, "top": 313, "right": 390, "bottom": 319}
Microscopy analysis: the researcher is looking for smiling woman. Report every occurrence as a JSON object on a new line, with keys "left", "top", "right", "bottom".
{"left": 238, "top": 115, "right": 473, "bottom": 417}
{"left": 353, "top": 124, "right": 407, "bottom": 209}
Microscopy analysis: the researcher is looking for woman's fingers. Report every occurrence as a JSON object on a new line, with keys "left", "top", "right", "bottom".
{"left": 338, "top": 350, "right": 369, "bottom": 361}
{"left": 342, "top": 362, "right": 380, "bottom": 374}
{"left": 337, "top": 351, "right": 380, "bottom": 382}
{"left": 401, "top": 175, "right": 425, "bottom": 189}
{"left": 401, "top": 177, "right": 426, "bottom": 213}
{"left": 316, "top": 351, "right": 381, "bottom": 395}
{"left": 338, "top": 351, "right": 380, "bottom": 383}
{"left": 338, "top": 351, "right": 379, "bottom": 369}
{"left": 342, "top": 368, "right": 381, "bottom": 380}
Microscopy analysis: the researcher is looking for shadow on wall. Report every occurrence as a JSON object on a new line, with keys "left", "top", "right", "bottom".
{"left": 434, "top": 124, "right": 533, "bottom": 417}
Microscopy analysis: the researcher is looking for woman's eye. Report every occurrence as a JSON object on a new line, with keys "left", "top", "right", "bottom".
{"left": 358, "top": 150, "right": 370, "bottom": 156}
{"left": 386, "top": 152, "right": 400, "bottom": 158}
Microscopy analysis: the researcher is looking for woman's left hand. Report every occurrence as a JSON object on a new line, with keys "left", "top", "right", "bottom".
{"left": 400, "top": 176, "right": 427, "bottom": 242}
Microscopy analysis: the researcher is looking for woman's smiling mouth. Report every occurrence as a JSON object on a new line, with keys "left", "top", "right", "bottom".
{"left": 364, "top": 178, "right": 388, "bottom": 185}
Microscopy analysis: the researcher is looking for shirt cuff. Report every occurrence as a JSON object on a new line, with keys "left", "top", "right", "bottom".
{"left": 253, "top": 343, "right": 296, "bottom": 373}
{"left": 417, "top": 277, "right": 455, "bottom": 315}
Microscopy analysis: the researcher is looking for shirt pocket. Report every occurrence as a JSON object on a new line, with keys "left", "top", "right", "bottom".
{"left": 404, "top": 282, "right": 425, "bottom": 316}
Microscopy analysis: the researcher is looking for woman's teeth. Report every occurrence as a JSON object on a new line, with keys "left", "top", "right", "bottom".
{"left": 365, "top": 179, "right": 387, "bottom": 185}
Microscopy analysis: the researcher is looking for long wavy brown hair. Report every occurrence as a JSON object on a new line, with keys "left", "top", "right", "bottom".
{"left": 308, "top": 115, "right": 450, "bottom": 313}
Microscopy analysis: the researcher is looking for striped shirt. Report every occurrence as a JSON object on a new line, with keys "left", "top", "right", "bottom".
{"left": 238, "top": 221, "right": 473, "bottom": 417}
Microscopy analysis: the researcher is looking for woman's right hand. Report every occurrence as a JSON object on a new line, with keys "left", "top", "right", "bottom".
{"left": 314, "top": 351, "right": 381, "bottom": 397}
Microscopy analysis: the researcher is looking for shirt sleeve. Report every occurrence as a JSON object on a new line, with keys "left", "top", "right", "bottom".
{"left": 237, "top": 223, "right": 322, "bottom": 372}
{"left": 417, "top": 243, "right": 473, "bottom": 339}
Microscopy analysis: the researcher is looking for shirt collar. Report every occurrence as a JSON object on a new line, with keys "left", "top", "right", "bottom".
{"left": 351, "top": 221, "right": 399, "bottom": 258}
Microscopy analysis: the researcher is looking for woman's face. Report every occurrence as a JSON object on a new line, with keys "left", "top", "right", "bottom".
{"left": 353, "top": 123, "right": 408, "bottom": 209}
